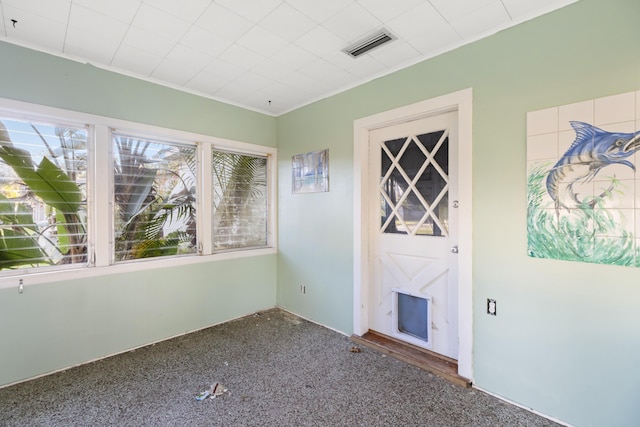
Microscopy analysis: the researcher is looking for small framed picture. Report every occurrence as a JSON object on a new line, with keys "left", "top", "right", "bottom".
{"left": 292, "top": 149, "right": 329, "bottom": 194}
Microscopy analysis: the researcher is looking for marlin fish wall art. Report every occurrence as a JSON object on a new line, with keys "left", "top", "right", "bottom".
{"left": 527, "top": 91, "right": 640, "bottom": 267}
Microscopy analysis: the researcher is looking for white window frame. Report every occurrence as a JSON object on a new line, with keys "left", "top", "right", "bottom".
{"left": 0, "top": 98, "right": 277, "bottom": 289}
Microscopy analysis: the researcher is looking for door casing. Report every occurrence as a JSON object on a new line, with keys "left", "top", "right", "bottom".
{"left": 353, "top": 88, "right": 473, "bottom": 380}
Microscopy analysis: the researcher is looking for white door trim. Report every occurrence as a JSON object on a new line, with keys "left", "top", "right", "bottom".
{"left": 353, "top": 88, "right": 473, "bottom": 380}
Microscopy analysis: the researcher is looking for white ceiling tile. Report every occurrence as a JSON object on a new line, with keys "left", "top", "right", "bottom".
{"left": 429, "top": 0, "right": 496, "bottom": 21}
{"left": 151, "top": 64, "right": 195, "bottom": 87}
{"left": 368, "top": 39, "right": 421, "bottom": 68}
{"left": 199, "top": 59, "right": 247, "bottom": 81}
{"left": 294, "top": 26, "right": 346, "bottom": 57}
{"left": 130, "top": 3, "right": 190, "bottom": 41}
{"left": 322, "top": 50, "right": 388, "bottom": 79}
{"left": 67, "top": 4, "right": 129, "bottom": 42}
{"left": 120, "top": 27, "right": 175, "bottom": 57}
{"left": 111, "top": 44, "right": 164, "bottom": 76}
{"left": 501, "top": 0, "right": 576, "bottom": 20}
{"left": 0, "top": 0, "right": 576, "bottom": 114}
{"left": 72, "top": 0, "right": 141, "bottom": 24}
{"left": 63, "top": 32, "right": 120, "bottom": 65}
{"left": 406, "top": 25, "right": 461, "bottom": 56}
{"left": 241, "top": 95, "right": 284, "bottom": 114}
{"left": 2, "top": 0, "right": 71, "bottom": 23}
{"left": 184, "top": 71, "right": 231, "bottom": 95}
{"left": 276, "top": 70, "right": 319, "bottom": 92}
{"left": 387, "top": 2, "right": 449, "bottom": 41}
{"left": 2, "top": 6, "right": 66, "bottom": 51}
{"left": 164, "top": 44, "right": 213, "bottom": 70}
{"left": 258, "top": 80, "right": 299, "bottom": 100}
{"left": 251, "top": 59, "right": 287, "bottom": 81}
{"left": 387, "top": 2, "right": 462, "bottom": 55}
{"left": 0, "top": 9, "right": 5, "bottom": 36}
{"left": 151, "top": 47, "right": 210, "bottom": 87}
{"left": 270, "top": 43, "right": 316, "bottom": 69}
{"left": 285, "top": 0, "right": 350, "bottom": 24}
{"left": 218, "top": 44, "right": 266, "bottom": 72}
{"left": 215, "top": 0, "right": 281, "bottom": 23}
{"left": 449, "top": 1, "right": 511, "bottom": 39}
{"left": 259, "top": 3, "right": 317, "bottom": 42}
{"left": 322, "top": 2, "right": 383, "bottom": 43}
{"left": 358, "top": 0, "right": 425, "bottom": 22}
{"left": 143, "top": 0, "right": 211, "bottom": 22}
{"left": 180, "top": 26, "right": 233, "bottom": 57}
{"left": 196, "top": 3, "right": 253, "bottom": 41}
{"left": 215, "top": 79, "right": 259, "bottom": 103}
{"left": 236, "top": 26, "right": 289, "bottom": 57}
{"left": 230, "top": 72, "right": 274, "bottom": 93}
{"left": 299, "top": 58, "right": 356, "bottom": 86}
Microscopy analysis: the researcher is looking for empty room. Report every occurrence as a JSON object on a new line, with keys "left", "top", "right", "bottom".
{"left": 0, "top": 0, "right": 638, "bottom": 425}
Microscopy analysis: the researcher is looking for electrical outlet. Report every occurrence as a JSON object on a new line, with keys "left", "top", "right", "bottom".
{"left": 300, "top": 284, "right": 306, "bottom": 294}
{"left": 487, "top": 299, "right": 497, "bottom": 316}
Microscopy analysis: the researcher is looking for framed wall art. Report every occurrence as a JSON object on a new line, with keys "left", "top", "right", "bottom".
{"left": 292, "top": 149, "right": 329, "bottom": 194}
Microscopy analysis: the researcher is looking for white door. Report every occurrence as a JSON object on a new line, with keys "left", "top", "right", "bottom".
{"left": 368, "top": 111, "right": 459, "bottom": 359}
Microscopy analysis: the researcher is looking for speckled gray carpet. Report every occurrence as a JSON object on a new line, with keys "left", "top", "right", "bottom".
{"left": 0, "top": 309, "right": 559, "bottom": 426}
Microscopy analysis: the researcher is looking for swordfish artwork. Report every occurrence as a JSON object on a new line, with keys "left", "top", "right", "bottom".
{"left": 546, "top": 121, "right": 640, "bottom": 213}
{"left": 526, "top": 91, "right": 640, "bottom": 267}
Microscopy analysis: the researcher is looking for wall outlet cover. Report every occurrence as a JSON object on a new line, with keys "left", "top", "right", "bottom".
{"left": 487, "top": 299, "right": 497, "bottom": 316}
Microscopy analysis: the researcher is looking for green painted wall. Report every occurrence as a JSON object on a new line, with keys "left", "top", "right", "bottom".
{"left": 1, "top": 0, "right": 639, "bottom": 424}
{"left": 0, "top": 256, "right": 276, "bottom": 386}
{"left": 0, "top": 42, "right": 276, "bottom": 147}
{"left": 0, "top": 41, "right": 277, "bottom": 386}
{"left": 276, "top": 0, "right": 640, "bottom": 425}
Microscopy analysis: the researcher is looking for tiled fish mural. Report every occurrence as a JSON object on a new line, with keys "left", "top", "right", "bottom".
{"left": 527, "top": 91, "right": 640, "bottom": 266}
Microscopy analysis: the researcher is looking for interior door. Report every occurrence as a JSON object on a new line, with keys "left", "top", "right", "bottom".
{"left": 368, "top": 111, "right": 458, "bottom": 359}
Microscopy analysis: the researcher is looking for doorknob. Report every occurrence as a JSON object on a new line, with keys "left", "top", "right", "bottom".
{"left": 450, "top": 245, "right": 458, "bottom": 254}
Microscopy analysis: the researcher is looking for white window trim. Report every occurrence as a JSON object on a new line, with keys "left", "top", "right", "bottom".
{"left": 0, "top": 97, "right": 277, "bottom": 290}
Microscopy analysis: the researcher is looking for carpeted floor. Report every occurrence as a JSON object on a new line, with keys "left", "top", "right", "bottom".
{"left": 0, "top": 309, "right": 560, "bottom": 426}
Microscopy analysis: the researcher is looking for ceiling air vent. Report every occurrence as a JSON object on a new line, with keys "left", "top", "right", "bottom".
{"left": 343, "top": 29, "right": 395, "bottom": 58}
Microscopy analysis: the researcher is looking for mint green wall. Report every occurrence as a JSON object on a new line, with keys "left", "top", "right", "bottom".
{"left": 0, "top": 42, "right": 277, "bottom": 386}
{"left": 0, "top": 42, "right": 276, "bottom": 147}
{"left": 276, "top": 0, "right": 640, "bottom": 425}
{"left": 0, "top": 256, "right": 276, "bottom": 386}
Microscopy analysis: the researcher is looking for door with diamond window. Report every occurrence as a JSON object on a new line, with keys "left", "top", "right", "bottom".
{"left": 369, "top": 112, "right": 458, "bottom": 359}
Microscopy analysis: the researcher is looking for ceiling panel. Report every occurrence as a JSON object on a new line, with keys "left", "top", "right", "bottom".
{"left": 0, "top": 0, "right": 578, "bottom": 115}
{"left": 448, "top": 1, "right": 512, "bottom": 39}
{"left": 71, "top": 0, "right": 141, "bottom": 24}
{"left": 258, "top": 3, "right": 316, "bottom": 42}
{"left": 195, "top": 3, "right": 253, "bottom": 41}
{"left": 179, "top": 26, "right": 233, "bottom": 57}
{"left": 358, "top": 0, "right": 425, "bottom": 22}
{"left": 215, "top": 0, "right": 281, "bottom": 23}
{"left": 322, "top": 3, "right": 382, "bottom": 43}
{"left": 285, "top": 0, "right": 348, "bottom": 24}
{"left": 2, "top": 6, "right": 66, "bottom": 51}
{"left": 236, "top": 26, "right": 289, "bottom": 57}
{"left": 111, "top": 44, "right": 164, "bottom": 76}
{"left": 2, "top": 0, "right": 70, "bottom": 23}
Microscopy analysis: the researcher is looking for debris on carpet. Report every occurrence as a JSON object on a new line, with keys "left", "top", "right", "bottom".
{"left": 196, "top": 382, "right": 229, "bottom": 401}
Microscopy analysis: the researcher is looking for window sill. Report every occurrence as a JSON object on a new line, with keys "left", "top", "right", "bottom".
{"left": 0, "top": 247, "right": 277, "bottom": 290}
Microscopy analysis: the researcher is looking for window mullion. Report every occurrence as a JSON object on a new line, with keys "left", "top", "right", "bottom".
{"left": 92, "top": 125, "right": 111, "bottom": 267}
{"left": 199, "top": 142, "right": 213, "bottom": 255}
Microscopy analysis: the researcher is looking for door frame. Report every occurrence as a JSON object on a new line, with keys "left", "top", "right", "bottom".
{"left": 353, "top": 88, "right": 473, "bottom": 380}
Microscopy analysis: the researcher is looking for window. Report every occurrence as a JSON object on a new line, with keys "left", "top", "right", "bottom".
{"left": 113, "top": 133, "right": 197, "bottom": 262}
{"left": 0, "top": 99, "right": 276, "bottom": 281}
{"left": 212, "top": 150, "right": 268, "bottom": 251}
{"left": 0, "top": 116, "right": 89, "bottom": 271}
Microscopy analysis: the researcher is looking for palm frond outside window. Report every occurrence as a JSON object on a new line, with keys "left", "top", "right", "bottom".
{"left": 113, "top": 133, "right": 197, "bottom": 262}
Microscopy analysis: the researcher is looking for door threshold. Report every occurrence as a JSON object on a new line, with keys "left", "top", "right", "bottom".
{"left": 351, "top": 330, "right": 472, "bottom": 388}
